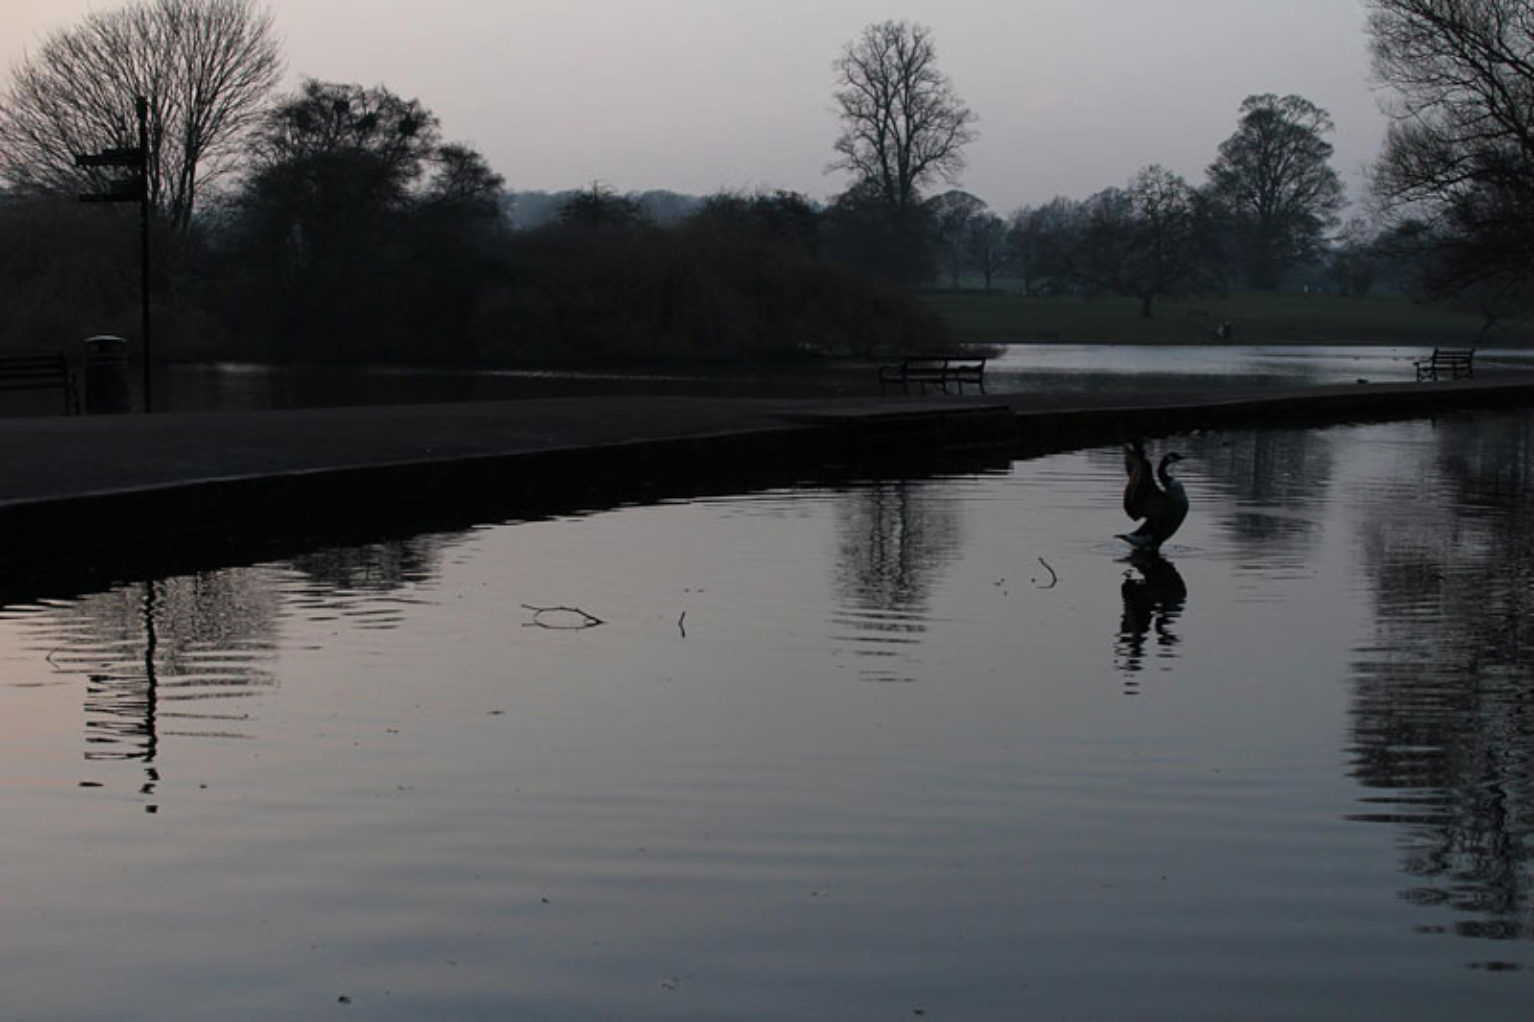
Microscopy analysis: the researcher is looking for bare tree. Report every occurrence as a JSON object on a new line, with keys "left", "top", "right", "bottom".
{"left": 1008, "top": 199, "right": 1080, "bottom": 296}
{"left": 250, "top": 79, "right": 441, "bottom": 194}
{"left": 927, "top": 189, "right": 986, "bottom": 287}
{"left": 427, "top": 144, "right": 506, "bottom": 216}
{"left": 1207, "top": 94, "right": 1343, "bottom": 289}
{"left": 830, "top": 20, "right": 977, "bottom": 217}
{"left": 965, "top": 212, "right": 1011, "bottom": 291}
{"left": 0, "top": 0, "right": 282, "bottom": 231}
{"left": 1039, "top": 166, "right": 1218, "bottom": 317}
{"left": 235, "top": 79, "right": 444, "bottom": 278}
{"left": 556, "top": 181, "right": 648, "bottom": 230}
{"left": 1367, "top": 0, "right": 1534, "bottom": 303}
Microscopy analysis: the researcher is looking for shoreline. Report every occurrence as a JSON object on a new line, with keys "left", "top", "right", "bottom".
{"left": 1, "top": 376, "right": 1531, "bottom": 603}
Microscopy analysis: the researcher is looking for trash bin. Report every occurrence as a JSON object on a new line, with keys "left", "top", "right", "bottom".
{"left": 83, "top": 335, "right": 130, "bottom": 414}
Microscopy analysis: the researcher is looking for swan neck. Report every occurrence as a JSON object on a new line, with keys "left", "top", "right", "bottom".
{"left": 1157, "top": 457, "right": 1177, "bottom": 488}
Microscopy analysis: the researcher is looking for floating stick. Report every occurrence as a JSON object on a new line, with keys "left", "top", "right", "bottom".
{"left": 521, "top": 604, "right": 605, "bottom": 629}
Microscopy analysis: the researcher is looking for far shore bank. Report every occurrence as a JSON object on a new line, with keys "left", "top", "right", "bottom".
{"left": 924, "top": 288, "right": 1534, "bottom": 348}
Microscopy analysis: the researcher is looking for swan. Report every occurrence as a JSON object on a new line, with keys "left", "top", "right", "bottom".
{"left": 1118, "top": 440, "right": 1188, "bottom": 551}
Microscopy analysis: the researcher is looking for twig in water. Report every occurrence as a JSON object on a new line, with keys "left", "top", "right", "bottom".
{"left": 522, "top": 604, "right": 605, "bottom": 629}
{"left": 678, "top": 611, "right": 687, "bottom": 638}
{"left": 1032, "top": 557, "right": 1059, "bottom": 590}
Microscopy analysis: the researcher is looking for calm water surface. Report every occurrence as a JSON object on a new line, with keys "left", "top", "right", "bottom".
{"left": 30, "top": 343, "right": 1528, "bottom": 413}
{"left": 1, "top": 408, "right": 1531, "bottom": 1018}
{"left": 985, "top": 343, "right": 1534, "bottom": 393}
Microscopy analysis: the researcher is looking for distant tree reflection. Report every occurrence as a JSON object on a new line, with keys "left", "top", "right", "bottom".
{"left": 832, "top": 479, "right": 965, "bottom": 681}
{"left": 1086, "top": 426, "right": 1336, "bottom": 563}
{"left": 41, "top": 535, "right": 457, "bottom": 776}
{"left": 287, "top": 534, "right": 454, "bottom": 594}
{"left": 1348, "top": 410, "right": 1534, "bottom": 954}
{"left": 23, "top": 532, "right": 462, "bottom": 809}
{"left": 24, "top": 570, "right": 283, "bottom": 808}
{"left": 1186, "top": 427, "right": 1337, "bottom": 560}
{"left": 1116, "top": 551, "right": 1187, "bottom": 680}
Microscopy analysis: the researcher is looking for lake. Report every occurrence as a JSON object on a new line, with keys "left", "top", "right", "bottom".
{"left": 0, "top": 404, "right": 1529, "bottom": 1018}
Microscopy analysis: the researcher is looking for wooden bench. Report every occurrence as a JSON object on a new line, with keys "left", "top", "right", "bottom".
{"left": 879, "top": 354, "right": 987, "bottom": 395}
{"left": 1414, "top": 346, "right": 1475, "bottom": 381}
{"left": 0, "top": 352, "right": 79, "bottom": 413}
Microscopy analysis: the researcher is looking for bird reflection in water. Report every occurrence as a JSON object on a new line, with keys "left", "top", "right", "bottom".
{"left": 1116, "top": 550, "right": 1188, "bottom": 681}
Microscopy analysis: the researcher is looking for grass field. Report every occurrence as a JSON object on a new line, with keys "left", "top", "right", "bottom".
{"left": 924, "top": 289, "right": 1532, "bottom": 347}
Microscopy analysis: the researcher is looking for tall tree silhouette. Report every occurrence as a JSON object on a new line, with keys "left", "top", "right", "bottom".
{"left": 1368, "top": 0, "right": 1534, "bottom": 307}
{"left": 0, "top": 0, "right": 282, "bottom": 232}
{"left": 829, "top": 20, "right": 977, "bottom": 284}
{"left": 1208, "top": 94, "right": 1343, "bottom": 289}
{"left": 1034, "top": 167, "right": 1218, "bottom": 316}
{"left": 223, "top": 80, "right": 510, "bottom": 362}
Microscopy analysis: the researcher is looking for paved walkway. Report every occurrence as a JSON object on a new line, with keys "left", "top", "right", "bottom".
{"left": 0, "top": 376, "right": 1530, "bottom": 599}
{"left": 0, "top": 396, "right": 828, "bottom": 506}
{"left": 2, "top": 377, "right": 1532, "bottom": 510}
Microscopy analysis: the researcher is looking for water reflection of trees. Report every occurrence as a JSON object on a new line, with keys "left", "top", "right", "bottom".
{"left": 1184, "top": 427, "right": 1337, "bottom": 558}
{"left": 1349, "top": 411, "right": 1534, "bottom": 956}
{"left": 24, "top": 571, "right": 283, "bottom": 806}
{"left": 832, "top": 479, "right": 966, "bottom": 682}
{"left": 18, "top": 532, "right": 460, "bottom": 808}
{"left": 286, "top": 534, "right": 454, "bottom": 593}
{"left": 1087, "top": 428, "right": 1336, "bottom": 562}
{"left": 283, "top": 535, "right": 457, "bottom": 634}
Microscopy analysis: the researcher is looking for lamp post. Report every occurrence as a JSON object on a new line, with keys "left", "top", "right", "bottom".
{"left": 75, "top": 95, "right": 151, "bottom": 413}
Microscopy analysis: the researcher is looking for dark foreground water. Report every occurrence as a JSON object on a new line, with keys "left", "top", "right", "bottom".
{"left": 1, "top": 408, "right": 1531, "bottom": 1018}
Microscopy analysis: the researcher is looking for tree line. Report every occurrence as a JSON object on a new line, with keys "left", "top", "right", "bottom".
{"left": 904, "top": 91, "right": 1422, "bottom": 318}
{"left": 826, "top": 7, "right": 1534, "bottom": 331}
{"left": 1, "top": 0, "right": 1531, "bottom": 366}
{"left": 923, "top": 90, "right": 1353, "bottom": 319}
{"left": 0, "top": 0, "right": 950, "bottom": 365}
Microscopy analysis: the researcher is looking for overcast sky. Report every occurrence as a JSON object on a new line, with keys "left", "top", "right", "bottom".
{"left": 2, "top": 0, "right": 1390, "bottom": 213}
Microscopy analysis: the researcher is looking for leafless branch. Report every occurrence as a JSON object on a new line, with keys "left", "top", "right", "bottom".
{"left": 830, "top": 20, "right": 977, "bottom": 212}
{"left": 0, "top": 0, "right": 283, "bottom": 230}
